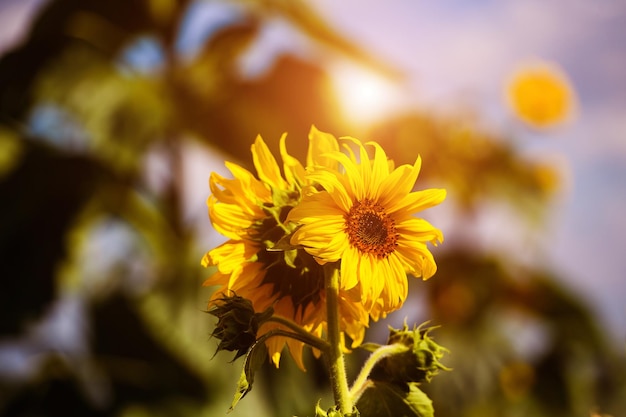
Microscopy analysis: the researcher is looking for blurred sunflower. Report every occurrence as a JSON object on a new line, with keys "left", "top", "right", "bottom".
{"left": 202, "top": 127, "right": 368, "bottom": 370}
{"left": 506, "top": 61, "right": 576, "bottom": 128}
{"left": 288, "top": 138, "right": 446, "bottom": 320}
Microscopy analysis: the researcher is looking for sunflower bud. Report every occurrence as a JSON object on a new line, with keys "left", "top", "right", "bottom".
{"left": 372, "top": 322, "right": 449, "bottom": 385}
{"left": 208, "top": 294, "right": 273, "bottom": 360}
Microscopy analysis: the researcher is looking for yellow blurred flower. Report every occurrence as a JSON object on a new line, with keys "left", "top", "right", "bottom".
{"left": 202, "top": 127, "right": 368, "bottom": 369}
{"left": 288, "top": 137, "right": 446, "bottom": 320}
{"left": 0, "top": 128, "right": 23, "bottom": 179}
{"left": 506, "top": 61, "right": 576, "bottom": 128}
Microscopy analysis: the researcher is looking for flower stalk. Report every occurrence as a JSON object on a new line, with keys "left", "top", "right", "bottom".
{"left": 256, "top": 328, "right": 328, "bottom": 352}
{"left": 266, "top": 315, "right": 330, "bottom": 352}
{"left": 349, "top": 343, "right": 409, "bottom": 402}
{"left": 324, "top": 264, "right": 353, "bottom": 414}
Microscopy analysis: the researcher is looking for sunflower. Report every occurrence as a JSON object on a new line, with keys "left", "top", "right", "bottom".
{"left": 202, "top": 127, "right": 368, "bottom": 369}
{"left": 288, "top": 138, "right": 446, "bottom": 320}
{"left": 506, "top": 61, "right": 576, "bottom": 128}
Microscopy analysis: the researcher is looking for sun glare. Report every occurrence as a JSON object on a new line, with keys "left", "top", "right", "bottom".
{"left": 329, "top": 62, "right": 400, "bottom": 127}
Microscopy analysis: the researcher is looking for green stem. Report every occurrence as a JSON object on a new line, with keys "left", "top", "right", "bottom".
{"left": 325, "top": 264, "right": 353, "bottom": 414}
{"left": 349, "top": 343, "right": 409, "bottom": 403}
{"left": 256, "top": 328, "right": 328, "bottom": 352}
{"left": 266, "top": 315, "right": 330, "bottom": 353}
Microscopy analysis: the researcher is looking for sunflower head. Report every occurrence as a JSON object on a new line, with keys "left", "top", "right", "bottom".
{"left": 288, "top": 137, "right": 446, "bottom": 320}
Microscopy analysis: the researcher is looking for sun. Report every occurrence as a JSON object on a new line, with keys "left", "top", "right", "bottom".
{"left": 328, "top": 61, "right": 401, "bottom": 127}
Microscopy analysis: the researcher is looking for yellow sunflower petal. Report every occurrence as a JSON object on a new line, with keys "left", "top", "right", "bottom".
{"left": 285, "top": 337, "right": 306, "bottom": 371}
{"left": 280, "top": 133, "right": 306, "bottom": 188}
{"left": 209, "top": 199, "right": 255, "bottom": 239}
{"left": 383, "top": 253, "right": 409, "bottom": 308}
{"left": 222, "top": 162, "right": 272, "bottom": 204}
{"left": 364, "top": 141, "right": 391, "bottom": 201}
{"left": 305, "top": 172, "right": 353, "bottom": 212}
{"left": 391, "top": 188, "right": 447, "bottom": 215}
{"left": 359, "top": 255, "right": 382, "bottom": 307}
{"left": 290, "top": 218, "right": 347, "bottom": 261}
{"left": 341, "top": 137, "right": 373, "bottom": 192}
{"left": 397, "top": 218, "right": 444, "bottom": 245}
{"left": 205, "top": 241, "right": 241, "bottom": 271}
{"left": 378, "top": 156, "right": 421, "bottom": 207}
{"left": 395, "top": 241, "right": 438, "bottom": 280}
{"left": 260, "top": 321, "right": 286, "bottom": 368}
{"left": 338, "top": 294, "right": 368, "bottom": 347}
{"left": 308, "top": 125, "right": 340, "bottom": 169}
{"left": 369, "top": 298, "right": 386, "bottom": 321}
{"left": 287, "top": 191, "right": 345, "bottom": 222}
{"left": 251, "top": 135, "right": 287, "bottom": 190}
{"left": 322, "top": 149, "right": 365, "bottom": 201}
{"left": 340, "top": 246, "right": 361, "bottom": 290}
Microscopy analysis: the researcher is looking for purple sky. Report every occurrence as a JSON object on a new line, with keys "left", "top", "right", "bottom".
{"left": 1, "top": 0, "right": 624, "bottom": 343}
{"left": 307, "top": 0, "right": 626, "bottom": 341}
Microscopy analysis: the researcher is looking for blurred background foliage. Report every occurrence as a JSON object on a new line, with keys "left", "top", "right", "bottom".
{"left": 0, "top": 0, "right": 624, "bottom": 416}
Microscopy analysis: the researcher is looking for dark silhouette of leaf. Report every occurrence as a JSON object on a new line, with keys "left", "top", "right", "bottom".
{"left": 245, "top": 0, "right": 403, "bottom": 81}
{"left": 0, "top": 0, "right": 189, "bottom": 123}
{"left": 0, "top": 138, "right": 106, "bottom": 335}
{"left": 89, "top": 292, "right": 209, "bottom": 406}
{"left": 1, "top": 355, "right": 113, "bottom": 417}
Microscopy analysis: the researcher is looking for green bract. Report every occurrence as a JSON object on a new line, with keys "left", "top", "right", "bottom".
{"left": 207, "top": 294, "right": 273, "bottom": 360}
{"left": 315, "top": 401, "right": 360, "bottom": 417}
{"left": 372, "top": 322, "right": 450, "bottom": 385}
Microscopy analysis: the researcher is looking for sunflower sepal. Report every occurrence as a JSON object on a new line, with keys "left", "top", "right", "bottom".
{"left": 314, "top": 401, "right": 360, "bottom": 417}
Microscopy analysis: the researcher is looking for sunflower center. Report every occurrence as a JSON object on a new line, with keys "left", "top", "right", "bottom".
{"left": 345, "top": 198, "right": 398, "bottom": 258}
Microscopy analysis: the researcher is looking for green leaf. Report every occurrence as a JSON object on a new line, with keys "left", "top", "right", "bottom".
{"left": 229, "top": 339, "right": 268, "bottom": 412}
{"left": 0, "top": 140, "right": 106, "bottom": 335}
{"left": 356, "top": 382, "right": 433, "bottom": 417}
